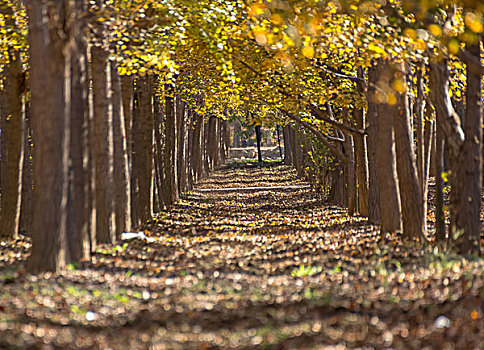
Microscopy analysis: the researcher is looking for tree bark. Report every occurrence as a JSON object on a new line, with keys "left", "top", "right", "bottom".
{"left": 0, "top": 32, "right": 24, "bottom": 239}
{"left": 176, "top": 97, "right": 187, "bottom": 193}
{"left": 374, "top": 61, "right": 402, "bottom": 233}
{"left": 345, "top": 134, "right": 356, "bottom": 216}
{"left": 186, "top": 110, "right": 195, "bottom": 190}
{"left": 91, "top": 46, "right": 115, "bottom": 244}
{"left": 120, "top": 75, "right": 133, "bottom": 184}
{"left": 354, "top": 67, "right": 369, "bottom": 217}
{"left": 162, "top": 91, "right": 178, "bottom": 207}
{"left": 429, "top": 49, "right": 482, "bottom": 254}
{"left": 434, "top": 123, "right": 446, "bottom": 243}
{"left": 111, "top": 62, "right": 131, "bottom": 238}
{"left": 19, "top": 106, "right": 33, "bottom": 234}
{"left": 453, "top": 40, "right": 482, "bottom": 254}
{"left": 131, "top": 76, "right": 154, "bottom": 226}
{"left": 207, "top": 116, "right": 218, "bottom": 170}
{"left": 255, "top": 124, "right": 263, "bottom": 163}
{"left": 191, "top": 113, "right": 203, "bottom": 182}
{"left": 392, "top": 63, "right": 424, "bottom": 239}
{"left": 26, "top": 0, "right": 70, "bottom": 272}
{"left": 366, "top": 65, "right": 381, "bottom": 224}
{"left": 283, "top": 125, "right": 293, "bottom": 165}
{"left": 66, "top": 6, "right": 90, "bottom": 261}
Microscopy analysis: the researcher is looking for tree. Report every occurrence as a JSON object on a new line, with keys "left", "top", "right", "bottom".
{"left": 26, "top": 0, "right": 71, "bottom": 272}
{"left": 0, "top": 6, "right": 24, "bottom": 240}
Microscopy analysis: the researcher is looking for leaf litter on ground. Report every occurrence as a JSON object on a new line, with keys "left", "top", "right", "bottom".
{"left": 0, "top": 161, "right": 483, "bottom": 349}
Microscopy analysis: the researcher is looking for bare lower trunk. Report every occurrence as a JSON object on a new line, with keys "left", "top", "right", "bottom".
{"left": 0, "top": 45, "right": 24, "bottom": 239}
{"left": 186, "top": 110, "right": 195, "bottom": 190}
{"left": 111, "top": 62, "right": 131, "bottom": 237}
{"left": 192, "top": 113, "right": 203, "bottom": 182}
{"left": 354, "top": 67, "right": 369, "bottom": 216}
{"left": 162, "top": 92, "right": 177, "bottom": 206}
{"left": 346, "top": 135, "right": 356, "bottom": 216}
{"left": 374, "top": 61, "right": 402, "bottom": 233}
{"left": 283, "top": 125, "right": 293, "bottom": 165}
{"left": 91, "top": 46, "right": 115, "bottom": 244}
{"left": 293, "top": 128, "right": 303, "bottom": 176}
{"left": 176, "top": 98, "right": 187, "bottom": 193}
{"left": 26, "top": 0, "right": 70, "bottom": 272}
{"left": 392, "top": 63, "right": 424, "bottom": 239}
{"left": 366, "top": 66, "right": 380, "bottom": 224}
{"left": 19, "top": 107, "right": 33, "bottom": 234}
{"left": 131, "top": 76, "right": 154, "bottom": 226}
{"left": 453, "top": 40, "right": 482, "bottom": 254}
{"left": 121, "top": 75, "right": 133, "bottom": 175}
{"left": 207, "top": 116, "right": 218, "bottom": 170}
{"left": 67, "top": 12, "right": 90, "bottom": 261}
{"left": 434, "top": 124, "right": 446, "bottom": 243}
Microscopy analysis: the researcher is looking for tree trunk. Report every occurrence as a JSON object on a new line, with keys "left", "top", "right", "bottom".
{"left": 131, "top": 76, "right": 154, "bottom": 226}
{"left": 345, "top": 134, "right": 356, "bottom": 216}
{"left": 120, "top": 75, "right": 133, "bottom": 184}
{"left": 19, "top": 106, "right": 33, "bottom": 234}
{"left": 233, "top": 121, "right": 241, "bottom": 147}
{"left": 176, "top": 97, "right": 187, "bottom": 193}
{"left": 153, "top": 83, "right": 163, "bottom": 210}
{"left": 255, "top": 124, "right": 263, "bottom": 163}
{"left": 191, "top": 113, "right": 203, "bottom": 182}
{"left": 202, "top": 118, "right": 210, "bottom": 176}
{"left": 66, "top": 9, "right": 90, "bottom": 261}
{"left": 0, "top": 38, "right": 24, "bottom": 239}
{"left": 283, "top": 125, "right": 293, "bottom": 165}
{"left": 328, "top": 163, "right": 346, "bottom": 206}
{"left": 0, "top": 78, "right": 6, "bottom": 197}
{"left": 162, "top": 91, "right": 177, "bottom": 207}
{"left": 292, "top": 128, "right": 303, "bottom": 175}
{"left": 91, "top": 46, "right": 115, "bottom": 244}
{"left": 26, "top": 0, "right": 70, "bottom": 272}
{"left": 374, "top": 61, "right": 402, "bottom": 233}
{"left": 354, "top": 67, "right": 369, "bottom": 217}
{"left": 453, "top": 40, "right": 482, "bottom": 254}
{"left": 434, "top": 123, "right": 446, "bottom": 243}
{"left": 366, "top": 65, "right": 381, "bottom": 224}
{"left": 207, "top": 116, "right": 218, "bottom": 170}
{"left": 111, "top": 62, "right": 131, "bottom": 237}
{"left": 392, "top": 62, "right": 424, "bottom": 239}
{"left": 186, "top": 110, "right": 195, "bottom": 190}
{"left": 276, "top": 126, "right": 283, "bottom": 160}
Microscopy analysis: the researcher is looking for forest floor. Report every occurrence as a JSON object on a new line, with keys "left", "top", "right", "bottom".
{"left": 1, "top": 160, "right": 484, "bottom": 349}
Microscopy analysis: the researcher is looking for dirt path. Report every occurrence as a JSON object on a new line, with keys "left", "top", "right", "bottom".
{"left": 0, "top": 161, "right": 483, "bottom": 349}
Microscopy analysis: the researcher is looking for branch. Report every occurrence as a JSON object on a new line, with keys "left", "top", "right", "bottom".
{"left": 280, "top": 108, "right": 348, "bottom": 163}
{"left": 237, "top": 58, "right": 365, "bottom": 136}
{"left": 308, "top": 104, "right": 365, "bottom": 135}
{"left": 318, "top": 65, "right": 362, "bottom": 84}
{"left": 456, "top": 48, "right": 484, "bottom": 76}
{"left": 429, "top": 61, "right": 464, "bottom": 159}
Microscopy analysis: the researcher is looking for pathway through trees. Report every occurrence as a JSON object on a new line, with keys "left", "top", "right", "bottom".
{"left": 0, "top": 161, "right": 483, "bottom": 349}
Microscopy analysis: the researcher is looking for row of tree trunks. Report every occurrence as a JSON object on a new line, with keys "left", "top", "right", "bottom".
{"left": 428, "top": 38, "right": 482, "bottom": 254}
{"left": 302, "top": 55, "right": 479, "bottom": 253}
{"left": 22, "top": 0, "right": 135, "bottom": 270}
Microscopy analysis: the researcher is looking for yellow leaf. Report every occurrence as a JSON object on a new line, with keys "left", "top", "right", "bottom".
{"left": 302, "top": 46, "right": 314, "bottom": 59}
